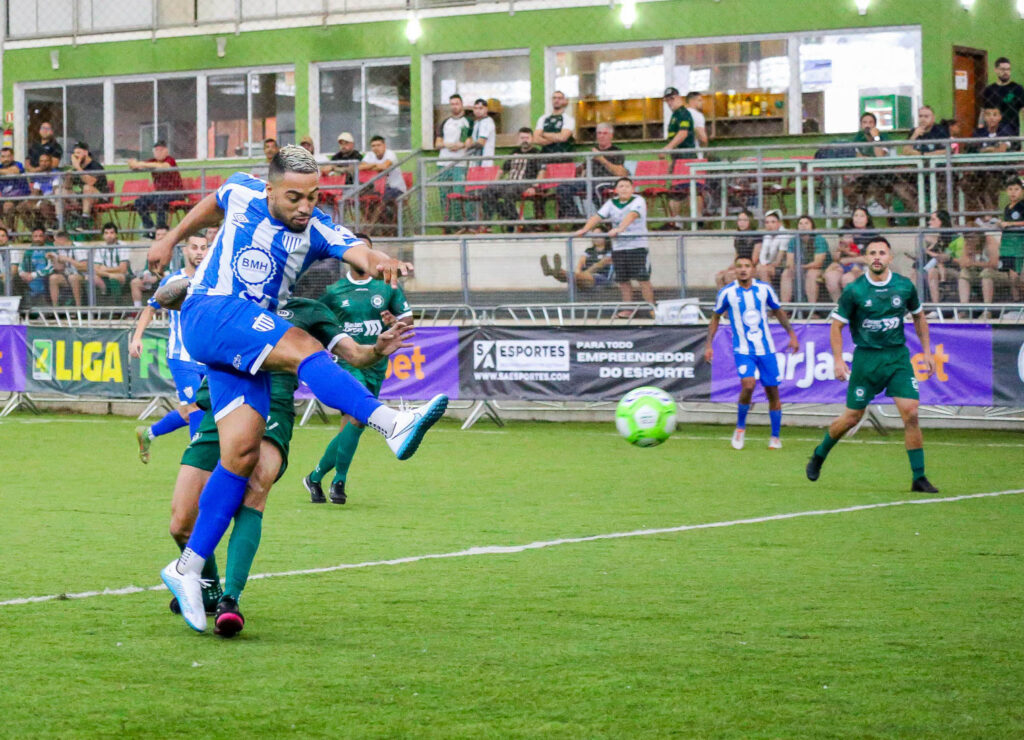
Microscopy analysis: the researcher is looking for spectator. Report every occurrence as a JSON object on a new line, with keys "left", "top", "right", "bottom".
{"left": 0, "top": 146, "right": 29, "bottom": 228}
{"left": 781, "top": 215, "right": 833, "bottom": 303}
{"left": 130, "top": 226, "right": 171, "bottom": 307}
{"left": 715, "top": 209, "right": 760, "bottom": 288}
{"left": 660, "top": 87, "right": 700, "bottom": 228}
{"left": 574, "top": 176, "right": 654, "bottom": 316}
{"left": 980, "top": 57, "right": 1024, "bottom": 136}
{"left": 909, "top": 210, "right": 957, "bottom": 303}
{"left": 263, "top": 138, "right": 280, "bottom": 162}
{"left": 826, "top": 206, "right": 875, "bottom": 297}
{"left": 93, "top": 222, "right": 131, "bottom": 299}
{"left": 994, "top": 176, "right": 1024, "bottom": 300}
{"left": 359, "top": 135, "right": 407, "bottom": 225}
{"left": 16, "top": 152, "right": 61, "bottom": 230}
{"left": 533, "top": 90, "right": 576, "bottom": 163}
{"left": 686, "top": 92, "right": 709, "bottom": 150}
{"left": 65, "top": 141, "right": 108, "bottom": 230}
{"left": 298, "top": 136, "right": 315, "bottom": 156}
{"left": 435, "top": 94, "right": 472, "bottom": 228}
{"left": 482, "top": 127, "right": 542, "bottom": 229}
{"left": 956, "top": 232, "right": 1005, "bottom": 309}
{"left": 0, "top": 225, "right": 10, "bottom": 291}
{"left": 555, "top": 122, "right": 627, "bottom": 221}
{"left": 27, "top": 122, "right": 63, "bottom": 171}
{"left": 322, "top": 132, "right": 362, "bottom": 178}
{"left": 844, "top": 112, "right": 892, "bottom": 208}
{"left": 756, "top": 209, "right": 791, "bottom": 292}
{"left": 128, "top": 140, "right": 184, "bottom": 236}
{"left": 893, "top": 106, "right": 948, "bottom": 211}
{"left": 15, "top": 227, "right": 54, "bottom": 299}
{"left": 961, "top": 107, "right": 1017, "bottom": 218}
{"left": 47, "top": 230, "right": 86, "bottom": 306}
{"left": 540, "top": 231, "right": 613, "bottom": 289}
{"left": 465, "top": 99, "right": 496, "bottom": 167}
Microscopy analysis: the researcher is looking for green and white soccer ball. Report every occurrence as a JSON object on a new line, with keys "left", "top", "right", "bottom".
{"left": 615, "top": 386, "right": 677, "bottom": 447}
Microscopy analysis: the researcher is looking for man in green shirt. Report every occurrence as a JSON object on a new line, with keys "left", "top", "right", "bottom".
{"left": 304, "top": 235, "right": 413, "bottom": 505}
{"left": 660, "top": 87, "right": 701, "bottom": 227}
{"left": 844, "top": 112, "right": 892, "bottom": 208}
{"left": 806, "top": 236, "right": 939, "bottom": 493}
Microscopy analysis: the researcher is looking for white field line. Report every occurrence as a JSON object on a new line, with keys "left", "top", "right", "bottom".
{"left": 2, "top": 488, "right": 1022, "bottom": 608}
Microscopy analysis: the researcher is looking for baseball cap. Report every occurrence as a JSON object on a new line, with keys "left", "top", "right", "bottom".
{"left": 337, "top": 132, "right": 355, "bottom": 143}
{"left": 663, "top": 87, "right": 680, "bottom": 99}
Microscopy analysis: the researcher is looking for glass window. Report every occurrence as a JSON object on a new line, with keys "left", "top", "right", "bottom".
{"left": 432, "top": 55, "right": 530, "bottom": 147}
{"left": 799, "top": 30, "right": 921, "bottom": 134}
{"left": 318, "top": 63, "right": 411, "bottom": 154}
{"left": 65, "top": 84, "right": 104, "bottom": 159}
{"left": 114, "top": 81, "right": 155, "bottom": 161}
{"left": 158, "top": 78, "right": 198, "bottom": 159}
{"left": 366, "top": 65, "right": 411, "bottom": 150}
{"left": 208, "top": 70, "right": 294, "bottom": 158}
{"left": 207, "top": 74, "right": 247, "bottom": 158}
{"left": 251, "top": 71, "right": 296, "bottom": 149}
{"left": 318, "top": 67, "right": 363, "bottom": 153}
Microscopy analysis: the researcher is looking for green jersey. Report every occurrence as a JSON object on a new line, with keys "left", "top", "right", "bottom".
{"left": 319, "top": 273, "right": 411, "bottom": 382}
{"left": 667, "top": 107, "right": 696, "bottom": 152}
{"left": 852, "top": 129, "right": 890, "bottom": 156}
{"left": 832, "top": 272, "right": 921, "bottom": 350}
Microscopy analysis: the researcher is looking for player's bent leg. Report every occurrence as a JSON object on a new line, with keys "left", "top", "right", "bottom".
{"left": 169, "top": 464, "right": 209, "bottom": 545}
{"left": 893, "top": 396, "right": 937, "bottom": 492}
{"left": 807, "top": 407, "right": 864, "bottom": 481}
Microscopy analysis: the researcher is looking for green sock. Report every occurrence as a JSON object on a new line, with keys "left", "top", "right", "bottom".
{"left": 310, "top": 434, "right": 341, "bottom": 484}
{"left": 907, "top": 448, "right": 925, "bottom": 479}
{"left": 814, "top": 430, "right": 840, "bottom": 459}
{"left": 177, "top": 540, "right": 219, "bottom": 582}
{"left": 332, "top": 423, "right": 366, "bottom": 485}
{"left": 223, "top": 506, "right": 263, "bottom": 601}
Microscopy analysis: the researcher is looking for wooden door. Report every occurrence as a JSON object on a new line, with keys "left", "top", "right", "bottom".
{"left": 953, "top": 48, "right": 987, "bottom": 135}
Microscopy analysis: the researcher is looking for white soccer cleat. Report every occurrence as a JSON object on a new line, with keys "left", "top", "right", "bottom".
{"left": 731, "top": 428, "right": 745, "bottom": 450}
{"left": 768, "top": 436, "right": 782, "bottom": 449}
{"left": 160, "top": 560, "right": 207, "bottom": 632}
{"left": 386, "top": 394, "right": 449, "bottom": 461}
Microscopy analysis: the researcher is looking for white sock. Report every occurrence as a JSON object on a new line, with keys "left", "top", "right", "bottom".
{"left": 133, "top": 300, "right": 142, "bottom": 307}
{"left": 367, "top": 405, "right": 399, "bottom": 437}
{"left": 147, "top": 428, "right": 156, "bottom": 441}
{"left": 175, "top": 547, "right": 205, "bottom": 576}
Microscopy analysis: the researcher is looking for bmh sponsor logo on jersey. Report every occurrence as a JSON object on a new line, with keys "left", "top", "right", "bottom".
{"left": 233, "top": 246, "right": 275, "bottom": 288}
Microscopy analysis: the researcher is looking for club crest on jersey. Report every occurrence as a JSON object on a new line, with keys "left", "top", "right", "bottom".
{"left": 252, "top": 314, "right": 277, "bottom": 332}
{"left": 277, "top": 309, "right": 294, "bottom": 319}
{"left": 281, "top": 234, "right": 303, "bottom": 254}
{"left": 371, "top": 294, "right": 385, "bottom": 308}
{"left": 891, "top": 295, "right": 903, "bottom": 308}
{"left": 233, "top": 246, "right": 275, "bottom": 288}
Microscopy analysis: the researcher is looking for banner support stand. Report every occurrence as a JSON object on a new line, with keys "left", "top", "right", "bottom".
{"left": 847, "top": 405, "right": 888, "bottom": 437}
{"left": 1, "top": 392, "right": 41, "bottom": 418}
{"left": 299, "top": 398, "right": 331, "bottom": 427}
{"left": 137, "top": 395, "right": 177, "bottom": 421}
{"left": 461, "top": 400, "right": 504, "bottom": 430}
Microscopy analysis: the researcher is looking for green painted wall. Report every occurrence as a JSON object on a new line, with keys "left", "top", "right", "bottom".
{"left": 4, "top": 0, "right": 1022, "bottom": 153}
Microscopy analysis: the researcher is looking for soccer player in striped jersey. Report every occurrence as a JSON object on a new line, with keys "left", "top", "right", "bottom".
{"left": 130, "top": 234, "right": 209, "bottom": 462}
{"left": 147, "top": 145, "right": 447, "bottom": 633}
{"left": 704, "top": 255, "right": 799, "bottom": 450}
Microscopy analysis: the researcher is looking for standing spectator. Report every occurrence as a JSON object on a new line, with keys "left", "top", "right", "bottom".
{"left": 322, "top": 133, "right": 362, "bottom": 178}
{"left": 573, "top": 177, "right": 655, "bottom": 316}
{"left": 128, "top": 140, "right": 184, "bottom": 237}
{"left": 533, "top": 91, "right": 576, "bottom": 163}
{"left": 961, "top": 107, "right": 1017, "bottom": 218}
{"left": 435, "top": 94, "right": 472, "bottom": 227}
{"left": 893, "top": 106, "right": 948, "bottom": 214}
{"left": 781, "top": 215, "right": 833, "bottom": 303}
{"left": 715, "top": 209, "right": 760, "bottom": 288}
{"left": 130, "top": 226, "right": 170, "bottom": 307}
{"left": 660, "top": 87, "right": 700, "bottom": 228}
{"left": 555, "top": 122, "right": 627, "bottom": 221}
{"left": 686, "top": 92, "right": 709, "bottom": 151}
{"left": 482, "top": 127, "right": 542, "bottom": 228}
{"left": 65, "top": 142, "right": 107, "bottom": 230}
{"left": 27, "top": 122, "right": 63, "bottom": 171}
{"left": 994, "top": 176, "right": 1024, "bottom": 301}
{"left": 981, "top": 57, "right": 1024, "bottom": 136}
{"left": 465, "top": 99, "right": 496, "bottom": 168}
{"left": 0, "top": 146, "right": 29, "bottom": 228}
{"left": 359, "top": 136, "right": 407, "bottom": 224}
{"left": 16, "top": 152, "right": 61, "bottom": 230}
{"left": 756, "top": 209, "right": 791, "bottom": 291}
{"left": 15, "top": 227, "right": 54, "bottom": 300}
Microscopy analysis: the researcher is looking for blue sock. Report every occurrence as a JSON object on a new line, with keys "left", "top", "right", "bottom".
{"left": 150, "top": 409, "right": 188, "bottom": 438}
{"left": 297, "top": 351, "right": 381, "bottom": 424}
{"left": 188, "top": 409, "right": 204, "bottom": 439}
{"left": 736, "top": 403, "right": 750, "bottom": 429}
{"left": 769, "top": 409, "right": 782, "bottom": 437}
{"left": 186, "top": 463, "right": 248, "bottom": 560}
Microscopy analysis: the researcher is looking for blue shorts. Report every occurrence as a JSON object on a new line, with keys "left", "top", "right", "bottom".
{"left": 734, "top": 352, "right": 780, "bottom": 387}
{"left": 167, "top": 358, "right": 206, "bottom": 405}
{"left": 180, "top": 294, "right": 292, "bottom": 418}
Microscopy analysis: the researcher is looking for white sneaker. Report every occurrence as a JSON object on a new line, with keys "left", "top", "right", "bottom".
{"left": 161, "top": 560, "right": 207, "bottom": 632}
{"left": 768, "top": 436, "right": 782, "bottom": 449}
{"left": 731, "top": 428, "right": 745, "bottom": 450}
{"left": 386, "top": 394, "right": 449, "bottom": 460}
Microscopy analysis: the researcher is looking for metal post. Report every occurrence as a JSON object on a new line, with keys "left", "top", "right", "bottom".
{"left": 755, "top": 150, "right": 764, "bottom": 216}
{"left": 943, "top": 146, "right": 954, "bottom": 217}
{"left": 3, "top": 248, "right": 11, "bottom": 296}
{"left": 793, "top": 230, "right": 804, "bottom": 303}
{"left": 86, "top": 245, "right": 96, "bottom": 306}
{"left": 419, "top": 157, "right": 428, "bottom": 234}
{"left": 460, "top": 237, "right": 470, "bottom": 305}
{"left": 916, "top": 230, "right": 927, "bottom": 299}
{"left": 566, "top": 237, "right": 576, "bottom": 303}
{"left": 584, "top": 155, "right": 594, "bottom": 217}
{"left": 677, "top": 233, "right": 687, "bottom": 298}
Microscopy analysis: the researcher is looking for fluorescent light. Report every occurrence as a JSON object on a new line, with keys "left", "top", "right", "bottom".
{"left": 960, "top": 0, "right": 974, "bottom": 9}
{"left": 405, "top": 13, "right": 422, "bottom": 43}
{"left": 855, "top": 0, "right": 869, "bottom": 14}
{"left": 620, "top": 0, "right": 637, "bottom": 28}
{"left": 1018, "top": 0, "right": 1024, "bottom": 18}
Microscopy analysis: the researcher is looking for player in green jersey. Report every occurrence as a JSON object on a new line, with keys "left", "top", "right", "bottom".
{"left": 806, "top": 237, "right": 939, "bottom": 493}
{"left": 304, "top": 234, "right": 413, "bottom": 505}
{"left": 159, "top": 284, "right": 413, "bottom": 636}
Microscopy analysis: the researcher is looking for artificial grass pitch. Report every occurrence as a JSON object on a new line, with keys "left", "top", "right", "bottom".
{"left": 1, "top": 414, "right": 1022, "bottom": 738}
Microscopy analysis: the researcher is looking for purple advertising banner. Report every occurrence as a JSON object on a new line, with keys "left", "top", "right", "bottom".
{"left": 295, "top": 327, "right": 460, "bottom": 402}
{"left": 0, "top": 325, "right": 27, "bottom": 392}
{"left": 711, "top": 323, "right": 993, "bottom": 406}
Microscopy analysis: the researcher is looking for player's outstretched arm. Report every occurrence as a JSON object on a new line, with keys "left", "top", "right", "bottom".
{"left": 830, "top": 319, "right": 850, "bottom": 381}
{"left": 147, "top": 193, "right": 223, "bottom": 273}
{"left": 331, "top": 322, "right": 415, "bottom": 368}
{"left": 342, "top": 243, "right": 412, "bottom": 288}
{"left": 911, "top": 311, "right": 935, "bottom": 379}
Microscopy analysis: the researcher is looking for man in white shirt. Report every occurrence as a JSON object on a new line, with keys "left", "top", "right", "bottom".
{"left": 435, "top": 93, "right": 471, "bottom": 225}
{"left": 534, "top": 90, "right": 576, "bottom": 163}
{"left": 756, "top": 209, "right": 791, "bottom": 293}
{"left": 686, "top": 92, "right": 709, "bottom": 151}
{"left": 359, "top": 135, "right": 407, "bottom": 201}
{"left": 465, "top": 99, "right": 496, "bottom": 167}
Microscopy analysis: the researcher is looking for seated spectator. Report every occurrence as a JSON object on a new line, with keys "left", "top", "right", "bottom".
{"left": 128, "top": 140, "right": 183, "bottom": 236}
{"left": 130, "top": 226, "right": 170, "bottom": 307}
{"left": 359, "top": 135, "right": 407, "bottom": 202}
{"left": 16, "top": 153, "right": 61, "bottom": 230}
{"left": 47, "top": 230, "right": 86, "bottom": 306}
{"left": 0, "top": 146, "right": 29, "bottom": 229}
{"left": 781, "top": 215, "right": 833, "bottom": 303}
{"left": 14, "top": 227, "right": 54, "bottom": 299}
{"left": 961, "top": 107, "right": 1017, "bottom": 218}
{"left": 843, "top": 112, "right": 892, "bottom": 209}
{"left": 539, "top": 231, "right": 613, "bottom": 289}
{"left": 321, "top": 132, "right": 362, "bottom": 178}
{"left": 893, "top": 106, "right": 949, "bottom": 211}
{"left": 482, "top": 127, "right": 542, "bottom": 230}
{"left": 26, "top": 122, "right": 63, "bottom": 172}
{"left": 756, "top": 209, "right": 790, "bottom": 290}
{"left": 909, "top": 210, "right": 958, "bottom": 304}
{"left": 715, "top": 209, "right": 760, "bottom": 288}
{"left": 825, "top": 206, "right": 874, "bottom": 297}
{"left": 92, "top": 222, "right": 131, "bottom": 299}
{"left": 555, "top": 123, "right": 627, "bottom": 221}
{"left": 65, "top": 142, "right": 107, "bottom": 230}
{"left": 956, "top": 232, "right": 1005, "bottom": 309}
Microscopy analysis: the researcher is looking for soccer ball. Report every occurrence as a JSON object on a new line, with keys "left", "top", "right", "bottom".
{"left": 615, "top": 386, "right": 677, "bottom": 447}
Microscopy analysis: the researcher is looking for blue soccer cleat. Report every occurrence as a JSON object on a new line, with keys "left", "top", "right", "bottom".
{"left": 386, "top": 394, "right": 449, "bottom": 461}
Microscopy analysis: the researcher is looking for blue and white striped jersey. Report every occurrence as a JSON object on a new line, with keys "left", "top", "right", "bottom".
{"left": 713, "top": 279, "right": 781, "bottom": 356}
{"left": 189, "top": 172, "right": 361, "bottom": 311}
{"left": 148, "top": 269, "right": 197, "bottom": 362}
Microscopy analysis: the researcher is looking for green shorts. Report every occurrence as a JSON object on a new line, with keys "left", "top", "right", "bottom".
{"left": 341, "top": 363, "right": 384, "bottom": 398}
{"left": 846, "top": 347, "right": 919, "bottom": 409}
{"left": 180, "top": 405, "right": 295, "bottom": 481}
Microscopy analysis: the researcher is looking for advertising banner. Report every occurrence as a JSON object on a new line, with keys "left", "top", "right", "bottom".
{"left": 0, "top": 325, "right": 27, "bottom": 392}
{"left": 24, "top": 326, "right": 130, "bottom": 398}
{"left": 127, "top": 329, "right": 180, "bottom": 398}
{"left": 459, "top": 326, "right": 711, "bottom": 401}
{"left": 710, "top": 323, "right": 993, "bottom": 405}
{"left": 992, "top": 326, "right": 1024, "bottom": 405}
{"left": 380, "top": 327, "right": 461, "bottom": 400}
